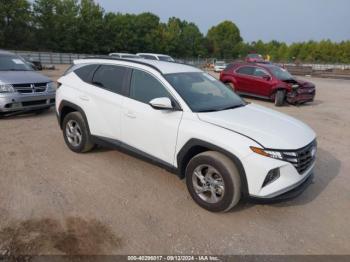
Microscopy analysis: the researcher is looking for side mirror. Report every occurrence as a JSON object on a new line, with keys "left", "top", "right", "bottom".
{"left": 262, "top": 75, "right": 271, "bottom": 81}
{"left": 149, "top": 97, "right": 174, "bottom": 110}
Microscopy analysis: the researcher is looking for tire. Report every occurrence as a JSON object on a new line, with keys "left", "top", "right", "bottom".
{"left": 62, "top": 111, "right": 94, "bottom": 153}
{"left": 225, "top": 82, "right": 236, "bottom": 92}
{"left": 185, "top": 151, "right": 241, "bottom": 212}
{"left": 274, "top": 89, "right": 285, "bottom": 106}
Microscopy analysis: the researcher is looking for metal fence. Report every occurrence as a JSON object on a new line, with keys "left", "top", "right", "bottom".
{"left": 6, "top": 50, "right": 350, "bottom": 70}
{"left": 9, "top": 50, "right": 91, "bottom": 65}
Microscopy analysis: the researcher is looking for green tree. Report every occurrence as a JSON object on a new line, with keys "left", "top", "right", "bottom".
{"left": 33, "top": 0, "right": 79, "bottom": 52}
{"left": 0, "top": 0, "right": 32, "bottom": 49}
{"left": 207, "top": 21, "right": 242, "bottom": 58}
{"left": 74, "top": 0, "right": 104, "bottom": 53}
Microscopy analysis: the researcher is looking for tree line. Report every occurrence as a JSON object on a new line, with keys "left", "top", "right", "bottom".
{"left": 1, "top": 0, "right": 350, "bottom": 63}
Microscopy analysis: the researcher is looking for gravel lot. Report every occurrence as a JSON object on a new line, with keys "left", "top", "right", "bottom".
{"left": 0, "top": 65, "right": 349, "bottom": 255}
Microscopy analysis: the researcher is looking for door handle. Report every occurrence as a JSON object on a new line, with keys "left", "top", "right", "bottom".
{"left": 125, "top": 111, "right": 136, "bottom": 119}
{"left": 79, "top": 96, "right": 89, "bottom": 101}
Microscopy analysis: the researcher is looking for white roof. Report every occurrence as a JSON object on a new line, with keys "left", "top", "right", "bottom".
{"left": 75, "top": 58, "right": 201, "bottom": 74}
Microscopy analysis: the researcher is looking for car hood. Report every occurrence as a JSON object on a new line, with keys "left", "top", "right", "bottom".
{"left": 282, "top": 78, "right": 315, "bottom": 88}
{"left": 198, "top": 103, "right": 316, "bottom": 150}
{"left": 0, "top": 71, "right": 51, "bottom": 85}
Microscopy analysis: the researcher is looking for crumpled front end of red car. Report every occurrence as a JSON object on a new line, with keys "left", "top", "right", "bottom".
{"left": 286, "top": 84, "right": 316, "bottom": 104}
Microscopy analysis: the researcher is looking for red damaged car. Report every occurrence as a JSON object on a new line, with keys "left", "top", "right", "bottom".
{"left": 220, "top": 62, "right": 316, "bottom": 106}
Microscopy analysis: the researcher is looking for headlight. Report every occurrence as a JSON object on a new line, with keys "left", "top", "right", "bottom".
{"left": 250, "top": 146, "right": 284, "bottom": 160}
{"left": 47, "top": 82, "right": 56, "bottom": 92}
{"left": 0, "top": 84, "right": 15, "bottom": 93}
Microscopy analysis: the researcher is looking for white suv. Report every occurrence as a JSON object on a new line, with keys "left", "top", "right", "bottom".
{"left": 56, "top": 58, "right": 317, "bottom": 212}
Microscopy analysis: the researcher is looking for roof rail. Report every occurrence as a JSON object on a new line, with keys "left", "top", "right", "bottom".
{"left": 81, "top": 55, "right": 163, "bottom": 74}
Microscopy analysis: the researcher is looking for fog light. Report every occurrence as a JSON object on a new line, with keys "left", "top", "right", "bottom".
{"left": 262, "top": 168, "right": 280, "bottom": 187}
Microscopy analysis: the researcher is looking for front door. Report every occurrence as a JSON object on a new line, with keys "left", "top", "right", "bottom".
{"left": 121, "top": 69, "right": 183, "bottom": 165}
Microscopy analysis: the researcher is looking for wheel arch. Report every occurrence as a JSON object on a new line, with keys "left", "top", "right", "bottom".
{"left": 176, "top": 139, "right": 249, "bottom": 197}
{"left": 58, "top": 100, "right": 91, "bottom": 135}
{"left": 270, "top": 86, "right": 288, "bottom": 99}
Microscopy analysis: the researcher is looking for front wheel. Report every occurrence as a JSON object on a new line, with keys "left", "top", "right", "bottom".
{"left": 186, "top": 151, "right": 241, "bottom": 212}
{"left": 274, "top": 90, "right": 285, "bottom": 106}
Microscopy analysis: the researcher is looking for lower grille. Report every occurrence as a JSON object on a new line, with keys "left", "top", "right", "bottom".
{"left": 13, "top": 83, "right": 47, "bottom": 94}
{"left": 282, "top": 140, "right": 317, "bottom": 174}
{"left": 22, "top": 100, "right": 47, "bottom": 106}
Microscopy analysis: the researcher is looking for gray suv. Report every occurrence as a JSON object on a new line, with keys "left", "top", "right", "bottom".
{"left": 0, "top": 50, "right": 55, "bottom": 116}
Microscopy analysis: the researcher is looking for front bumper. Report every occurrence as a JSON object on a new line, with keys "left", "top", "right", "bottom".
{"left": 242, "top": 151, "right": 316, "bottom": 199}
{"left": 0, "top": 92, "right": 56, "bottom": 113}
{"left": 250, "top": 173, "right": 314, "bottom": 203}
{"left": 286, "top": 90, "right": 315, "bottom": 104}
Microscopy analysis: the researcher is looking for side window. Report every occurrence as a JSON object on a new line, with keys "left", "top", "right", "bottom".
{"left": 130, "top": 69, "right": 171, "bottom": 104}
{"left": 74, "top": 64, "right": 99, "bottom": 82}
{"left": 254, "top": 68, "right": 269, "bottom": 77}
{"left": 236, "top": 66, "right": 254, "bottom": 76}
{"left": 92, "top": 65, "right": 128, "bottom": 95}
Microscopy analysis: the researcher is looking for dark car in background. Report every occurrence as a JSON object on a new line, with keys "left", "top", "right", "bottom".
{"left": 220, "top": 62, "right": 316, "bottom": 106}
{"left": 0, "top": 50, "right": 56, "bottom": 116}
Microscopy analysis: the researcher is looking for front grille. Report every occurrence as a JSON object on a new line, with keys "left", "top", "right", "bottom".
{"left": 13, "top": 83, "right": 47, "bottom": 94}
{"left": 282, "top": 140, "right": 317, "bottom": 174}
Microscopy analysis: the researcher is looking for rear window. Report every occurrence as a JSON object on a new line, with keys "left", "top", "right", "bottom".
{"left": 92, "top": 65, "right": 128, "bottom": 95}
{"left": 236, "top": 66, "right": 255, "bottom": 76}
{"left": 74, "top": 64, "right": 99, "bottom": 82}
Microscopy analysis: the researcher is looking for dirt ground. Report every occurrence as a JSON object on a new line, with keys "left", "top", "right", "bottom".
{"left": 0, "top": 65, "right": 349, "bottom": 255}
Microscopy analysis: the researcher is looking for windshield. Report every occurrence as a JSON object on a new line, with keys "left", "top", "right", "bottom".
{"left": 0, "top": 54, "right": 33, "bottom": 71}
{"left": 270, "top": 66, "right": 293, "bottom": 80}
{"left": 158, "top": 55, "right": 174, "bottom": 62}
{"left": 165, "top": 72, "right": 245, "bottom": 112}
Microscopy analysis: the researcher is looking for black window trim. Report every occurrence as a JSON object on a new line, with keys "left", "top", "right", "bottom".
{"left": 75, "top": 62, "right": 183, "bottom": 111}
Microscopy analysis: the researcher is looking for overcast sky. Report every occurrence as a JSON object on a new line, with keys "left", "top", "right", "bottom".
{"left": 94, "top": 0, "right": 349, "bottom": 43}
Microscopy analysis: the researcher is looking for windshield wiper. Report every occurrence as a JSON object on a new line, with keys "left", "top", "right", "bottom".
{"left": 197, "top": 109, "right": 220, "bottom": 113}
{"left": 197, "top": 104, "right": 245, "bottom": 113}
{"left": 219, "top": 104, "right": 245, "bottom": 111}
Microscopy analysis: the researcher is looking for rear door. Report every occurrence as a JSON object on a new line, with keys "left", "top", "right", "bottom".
{"left": 234, "top": 66, "right": 255, "bottom": 93}
{"left": 79, "top": 64, "right": 131, "bottom": 140}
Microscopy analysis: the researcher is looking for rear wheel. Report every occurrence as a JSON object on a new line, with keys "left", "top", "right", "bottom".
{"left": 186, "top": 151, "right": 241, "bottom": 212}
{"left": 274, "top": 90, "right": 285, "bottom": 106}
{"left": 62, "top": 112, "right": 94, "bottom": 153}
